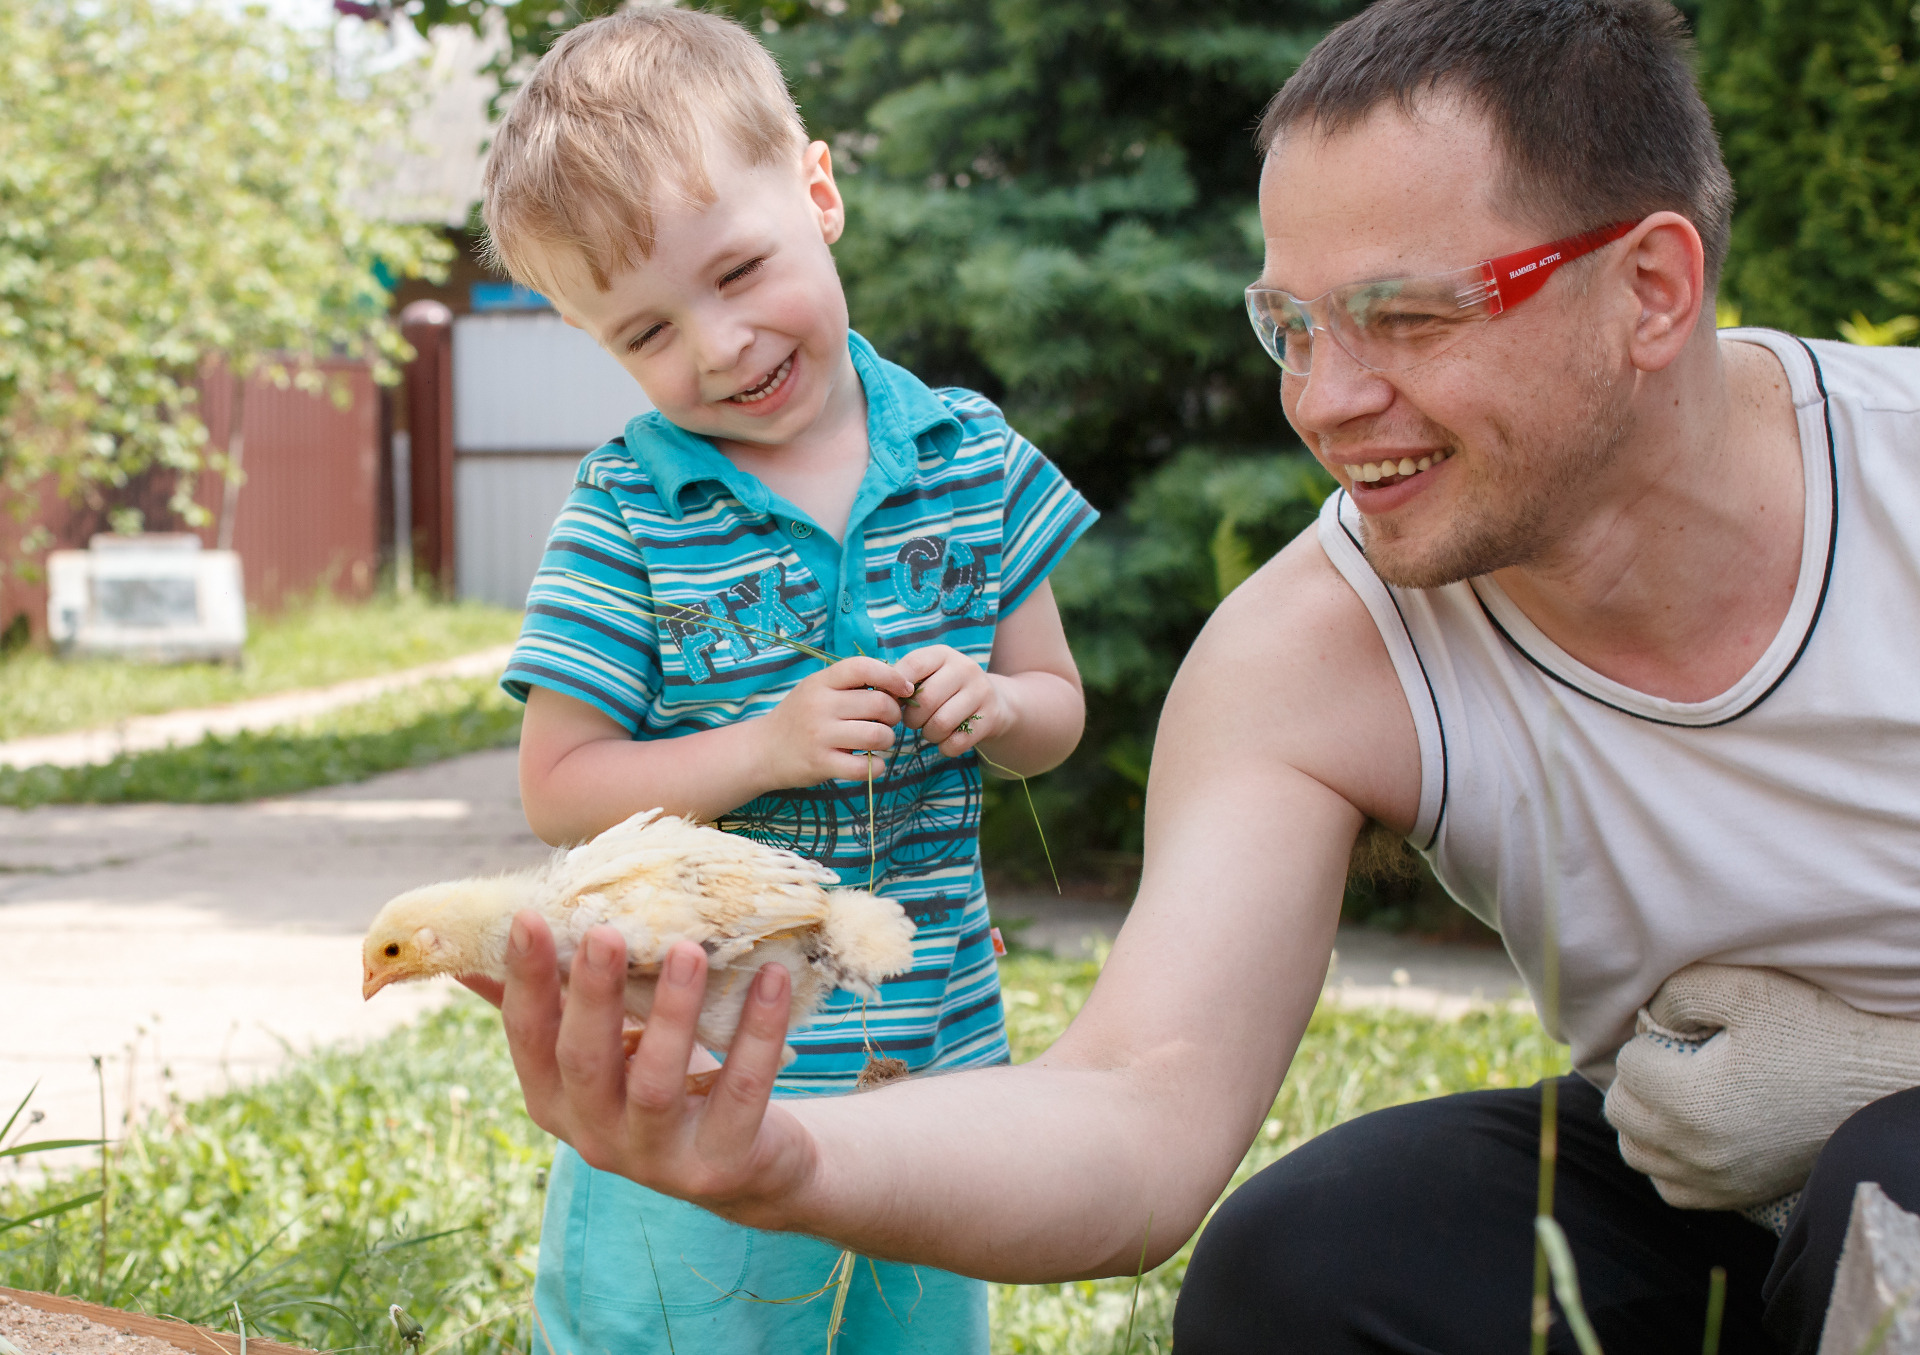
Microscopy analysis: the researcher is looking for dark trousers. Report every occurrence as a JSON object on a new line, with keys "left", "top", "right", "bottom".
{"left": 1173, "top": 1077, "right": 1920, "bottom": 1353}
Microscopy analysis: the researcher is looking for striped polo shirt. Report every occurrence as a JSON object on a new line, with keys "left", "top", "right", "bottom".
{"left": 502, "top": 330, "right": 1096, "bottom": 1096}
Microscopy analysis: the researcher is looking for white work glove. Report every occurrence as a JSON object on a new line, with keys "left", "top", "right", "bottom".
{"left": 1604, "top": 964, "right": 1920, "bottom": 1212}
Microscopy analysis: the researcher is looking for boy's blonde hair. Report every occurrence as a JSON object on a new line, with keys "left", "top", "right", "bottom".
{"left": 482, "top": 7, "right": 806, "bottom": 295}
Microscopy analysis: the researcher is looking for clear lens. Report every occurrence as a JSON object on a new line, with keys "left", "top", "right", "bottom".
{"left": 1246, "top": 263, "right": 1492, "bottom": 376}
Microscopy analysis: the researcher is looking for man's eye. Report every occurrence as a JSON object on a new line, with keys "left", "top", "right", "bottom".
{"left": 626, "top": 324, "right": 664, "bottom": 354}
{"left": 720, "top": 256, "right": 765, "bottom": 287}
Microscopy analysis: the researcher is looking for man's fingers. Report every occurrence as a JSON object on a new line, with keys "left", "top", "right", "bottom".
{"left": 500, "top": 911, "right": 567, "bottom": 1131}
{"left": 697, "top": 962, "right": 791, "bottom": 1164}
{"left": 626, "top": 941, "right": 707, "bottom": 1114}
{"left": 553, "top": 926, "right": 634, "bottom": 1158}
{"left": 457, "top": 973, "right": 506, "bottom": 1008}
{"left": 1647, "top": 963, "right": 1748, "bottom": 1032}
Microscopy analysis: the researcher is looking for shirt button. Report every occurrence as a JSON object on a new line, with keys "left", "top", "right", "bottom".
{"left": 790, "top": 520, "right": 813, "bottom": 538}
{"left": 839, "top": 591, "right": 853, "bottom": 613}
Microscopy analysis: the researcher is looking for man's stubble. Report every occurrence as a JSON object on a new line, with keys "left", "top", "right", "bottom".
{"left": 1359, "top": 341, "right": 1632, "bottom": 591}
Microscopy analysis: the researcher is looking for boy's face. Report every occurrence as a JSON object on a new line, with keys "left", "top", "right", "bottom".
{"left": 531, "top": 139, "right": 857, "bottom": 452}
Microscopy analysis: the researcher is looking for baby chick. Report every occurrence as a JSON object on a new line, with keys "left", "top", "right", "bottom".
{"left": 362, "top": 809, "right": 917, "bottom": 1086}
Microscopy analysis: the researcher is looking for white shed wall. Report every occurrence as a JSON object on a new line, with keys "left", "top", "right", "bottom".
{"left": 450, "top": 313, "right": 652, "bottom": 607}
{"left": 452, "top": 313, "right": 649, "bottom": 452}
{"left": 454, "top": 454, "right": 583, "bottom": 609}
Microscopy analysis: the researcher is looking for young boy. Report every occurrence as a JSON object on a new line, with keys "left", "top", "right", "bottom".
{"left": 483, "top": 10, "right": 1095, "bottom": 1352}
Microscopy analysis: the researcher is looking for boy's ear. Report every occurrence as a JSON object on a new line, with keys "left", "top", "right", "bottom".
{"left": 802, "top": 139, "right": 846, "bottom": 246}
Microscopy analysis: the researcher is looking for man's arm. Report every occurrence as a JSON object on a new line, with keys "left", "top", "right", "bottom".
{"left": 496, "top": 533, "right": 1424, "bottom": 1278}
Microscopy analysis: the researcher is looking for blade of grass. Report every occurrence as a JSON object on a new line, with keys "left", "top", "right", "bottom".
{"left": 1, "top": 1085, "right": 34, "bottom": 1144}
{"left": 633, "top": 1200, "right": 676, "bottom": 1355}
{"left": 0, "top": 1139, "right": 105, "bottom": 1160}
{"left": 823, "top": 1249, "right": 856, "bottom": 1354}
{"left": 0, "top": 1188, "right": 105, "bottom": 1236}
{"left": 1701, "top": 1266, "right": 1726, "bottom": 1355}
{"left": 979, "top": 750, "right": 1060, "bottom": 894}
{"left": 1534, "top": 1217, "right": 1604, "bottom": 1355}
{"left": 1121, "top": 1213, "right": 1154, "bottom": 1354}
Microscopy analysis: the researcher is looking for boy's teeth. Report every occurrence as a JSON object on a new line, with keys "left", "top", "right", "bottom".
{"left": 730, "top": 355, "right": 793, "bottom": 403}
{"left": 1345, "top": 448, "right": 1450, "bottom": 484}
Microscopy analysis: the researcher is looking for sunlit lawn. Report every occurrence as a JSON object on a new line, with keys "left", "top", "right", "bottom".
{"left": 0, "top": 592, "right": 520, "bottom": 742}
{"left": 0, "top": 956, "right": 1564, "bottom": 1355}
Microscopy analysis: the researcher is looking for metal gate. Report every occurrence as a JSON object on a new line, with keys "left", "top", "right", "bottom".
{"left": 449, "top": 312, "right": 651, "bottom": 608}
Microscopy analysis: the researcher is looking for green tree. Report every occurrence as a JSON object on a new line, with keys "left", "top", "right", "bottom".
{"left": 0, "top": 0, "right": 449, "bottom": 538}
{"left": 1698, "top": 0, "right": 1920, "bottom": 339}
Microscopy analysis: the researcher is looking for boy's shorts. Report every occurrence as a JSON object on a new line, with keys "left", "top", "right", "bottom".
{"left": 533, "top": 1143, "right": 990, "bottom": 1354}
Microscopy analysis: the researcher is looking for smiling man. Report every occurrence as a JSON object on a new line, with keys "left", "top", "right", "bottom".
{"left": 486, "top": 1, "right": 1920, "bottom": 1350}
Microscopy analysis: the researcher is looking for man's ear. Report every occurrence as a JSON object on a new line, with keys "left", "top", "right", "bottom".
{"left": 802, "top": 139, "right": 846, "bottom": 246}
{"left": 1623, "top": 211, "right": 1706, "bottom": 374}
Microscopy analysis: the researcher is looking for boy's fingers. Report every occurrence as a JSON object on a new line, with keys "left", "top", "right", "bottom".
{"left": 625, "top": 941, "right": 706, "bottom": 1116}
{"left": 827, "top": 656, "right": 912, "bottom": 697}
{"left": 834, "top": 719, "right": 896, "bottom": 753}
{"left": 697, "top": 962, "right": 792, "bottom": 1164}
{"left": 500, "top": 911, "right": 568, "bottom": 1132}
{"left": 890, "top": 647, "right": 949, "bottom": 686}
{"left": 838, "top": 689, "right": 903, "bottom": 726}
{"left": 553, "top": 926, "right": 634, "bottom": 1156}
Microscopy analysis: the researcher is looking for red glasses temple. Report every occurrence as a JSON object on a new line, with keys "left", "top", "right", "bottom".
{"left": 1475, "top": 221, "right": 1637, "bottom": 316}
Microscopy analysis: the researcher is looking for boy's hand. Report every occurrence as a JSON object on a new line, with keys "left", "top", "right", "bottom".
{"left": 758, "top": 656, "right": 913, "bottom": 787}
{"left": 896, "top": 646, "right": 1010, "bottom": 757}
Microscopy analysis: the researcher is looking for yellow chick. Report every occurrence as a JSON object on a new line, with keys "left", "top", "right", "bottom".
{"left": 362, "top": 809, "right": 917, "bottom": 1084}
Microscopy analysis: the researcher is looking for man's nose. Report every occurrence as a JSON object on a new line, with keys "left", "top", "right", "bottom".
{"left": 1285, "top": 328, "right": 1396, "bottom": 436}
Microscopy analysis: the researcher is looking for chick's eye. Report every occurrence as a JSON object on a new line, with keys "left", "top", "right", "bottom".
{"left": 384, "top": 942, "right": 400, "bottom": 957}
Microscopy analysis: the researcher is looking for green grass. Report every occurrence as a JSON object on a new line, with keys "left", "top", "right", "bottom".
{"left": 0, "top": 677, "right": 523, "bottom": 807}
{"left": 0, "top": 959, "right": 1566, "bottom": 1355}
{"left": 0, "top": 593, "right": 521, "bottom": 742}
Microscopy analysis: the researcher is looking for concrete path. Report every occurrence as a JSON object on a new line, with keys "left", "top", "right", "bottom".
{"left": 0, "top": 747, "right": 539, "bottom": 1170}
{"left": 0, "top": 645, "right": 516, "bottom": 770}
{"left": 0, "top": 745, "right": 1529, "bottom": 1175}
{"left": 995, "top": 894, "right": 1527, "bottom": 1017}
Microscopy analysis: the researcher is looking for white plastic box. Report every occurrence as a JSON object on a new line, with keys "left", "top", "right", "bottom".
{"left": 46, "top": 535, "right": 247, "bottom": 664}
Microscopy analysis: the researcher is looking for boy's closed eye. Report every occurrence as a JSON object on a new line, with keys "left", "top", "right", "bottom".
{"left": 620, "top": 256, "right": 769, "bottom": 354}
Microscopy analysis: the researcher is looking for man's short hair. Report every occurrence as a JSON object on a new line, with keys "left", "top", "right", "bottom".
{"left": 483, "top": 7, "right": 806, "bottom": 294}
{"left": 1259, "top": 0, "right": 1733, "bottom": 288}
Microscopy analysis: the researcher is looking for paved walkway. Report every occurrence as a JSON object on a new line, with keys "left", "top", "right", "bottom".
{"left": 0, "top": 645, "right": 517, "bottom": 770}
{"left": 0, "top": 746, "right": 1528, "bottom": 1173}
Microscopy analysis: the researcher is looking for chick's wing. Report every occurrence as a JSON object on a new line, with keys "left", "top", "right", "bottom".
{"left": 537, "top": 810, "right": 838, "bottom": 969}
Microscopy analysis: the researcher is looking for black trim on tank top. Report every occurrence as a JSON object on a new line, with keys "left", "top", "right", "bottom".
{"left": 1337, "top": 491, "right": 1450, "bottom": 851}
{"left": 1471, "top": 335, "right": 1840, "bottom": 730}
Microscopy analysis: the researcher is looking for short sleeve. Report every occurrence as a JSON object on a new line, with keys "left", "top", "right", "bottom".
{"left": 500, "top": 469, "right": 661, "bottom": 735}
{"left": 1000, "top": 428, "right": 1097, "bottom": 616}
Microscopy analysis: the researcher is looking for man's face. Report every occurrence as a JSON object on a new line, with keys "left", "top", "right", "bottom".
{"left": 528, "top": 139, "right": 857, "bottom": 452}
{"left": 1259, "top": 99, "right": 1632, "bottom": 588}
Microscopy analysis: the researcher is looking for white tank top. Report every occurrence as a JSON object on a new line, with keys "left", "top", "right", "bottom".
{"left": 1319, "top": 328, "right": 1920, "bottom": 1084}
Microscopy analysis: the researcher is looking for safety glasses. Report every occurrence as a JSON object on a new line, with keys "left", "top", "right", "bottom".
{"left": 1245, "top": 220, "right": 1636, "bottom": 377}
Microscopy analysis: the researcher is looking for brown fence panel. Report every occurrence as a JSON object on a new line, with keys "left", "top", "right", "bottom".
{"left": 2, "top": 360, "right": 381, "bottom": 640}
{"left": 199, "top": 361, "right": 380, "bottom": 611}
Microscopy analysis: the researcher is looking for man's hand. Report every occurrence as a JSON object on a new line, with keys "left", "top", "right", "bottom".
{"left": 895, "top": 646, "right": 1010, "bottom": 757}
{"left": 1604, "top": 964, "right": 1920, "bottom": 1210}
{"left": 493, "top": 910, "right": 818, "bottom": 1227}
{"left": 757, "top": 657, "right": 913, "bottom": 788}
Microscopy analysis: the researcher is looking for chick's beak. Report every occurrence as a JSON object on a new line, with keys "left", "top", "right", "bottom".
{"left": 363, "top": 967, "right": 396, "bottom": 1000}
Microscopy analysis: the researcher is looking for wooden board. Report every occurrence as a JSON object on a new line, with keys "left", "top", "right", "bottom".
{"left": 0, "top": 1287, "right": 321, "bottom": 1355}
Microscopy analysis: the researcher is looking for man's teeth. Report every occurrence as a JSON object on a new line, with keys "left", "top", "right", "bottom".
{"left": 729, "top": 356, "right": 793, "bottom": 403}
{"left": 1344, "top": 448, "right": 1451, "bottom": 484}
